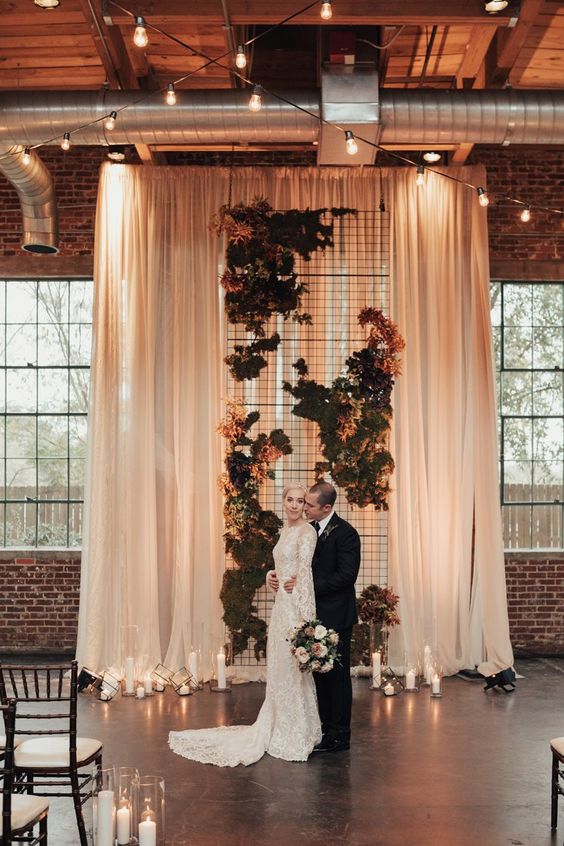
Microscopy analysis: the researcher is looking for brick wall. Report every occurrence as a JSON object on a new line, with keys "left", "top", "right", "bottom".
{"left": 0, "top": 144, "right": 563, "bottom": 658}
{"left": 0, "top": 554, "right": 80, "bottom": 653}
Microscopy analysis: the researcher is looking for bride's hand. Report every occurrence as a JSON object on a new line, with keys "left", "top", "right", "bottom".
{"left": 283, "top": 575, "right": 297, "bottom": 594}
{"left": 266, "top": 570, "right": 279, "bottom": 592}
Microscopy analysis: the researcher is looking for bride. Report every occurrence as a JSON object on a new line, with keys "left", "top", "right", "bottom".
{"left": 168, "top": 484, "right": 321, "bottom": 766}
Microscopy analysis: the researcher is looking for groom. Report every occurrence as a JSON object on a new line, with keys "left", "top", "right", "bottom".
{"left": 268, "top": 481, "right": 361, "bottom": 753}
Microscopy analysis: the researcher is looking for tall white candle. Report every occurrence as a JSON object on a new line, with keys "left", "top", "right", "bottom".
{"left": 116, "top": 805, "right": 131, "bottom": 844}
{"left": 124, "top": 656, "right": 135, "bottom": 694}
{"left": 138, "top": 819, "right": 157, "bottom": 846}
{"left": 144, "top": 675, "right": 152, "bottom": 694}
{"left": 371, "top": 651, "right": 381, "bottom": 686}
{"left": 188, "top": 650, "right": 199, "bottom": 681}
{"left": 216, "top": 651, "right": 226, "bottom": 689}
{"left": 426, "top": 664, "right": 433, "bottom": 685}
{"left": 406, "top": 669, "right": 416, "bottom": 690}
{"left": 96, "top": 789, "right": 114, "bottom": 846}
{"left": 432, "top": 673, "right": 441, "bottom": 695}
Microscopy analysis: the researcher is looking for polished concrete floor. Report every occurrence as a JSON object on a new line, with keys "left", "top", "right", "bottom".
{"left": 3, "top": 657, "right": 564, "bottom": 846}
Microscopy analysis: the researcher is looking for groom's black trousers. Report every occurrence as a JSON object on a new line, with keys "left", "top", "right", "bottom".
{"left": 314, "top": 626, "right": 353, "bottom": 741}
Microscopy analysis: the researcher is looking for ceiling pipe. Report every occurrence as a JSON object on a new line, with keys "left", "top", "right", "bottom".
{"left": 0, "top": 145, "right": 59, "bottom": 254}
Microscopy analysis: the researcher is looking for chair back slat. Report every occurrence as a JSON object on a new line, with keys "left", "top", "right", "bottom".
{"left": 0, "top": 662, "right": 78, "bottom": 745}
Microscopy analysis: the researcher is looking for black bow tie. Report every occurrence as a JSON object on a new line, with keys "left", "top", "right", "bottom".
{"left": 312, "top": 521, "right": 321, "bottom": 534}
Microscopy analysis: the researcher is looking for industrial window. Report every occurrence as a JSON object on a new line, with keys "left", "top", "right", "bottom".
{"left": 0, "top": 279, "right": 92, "bottom": 548}
{"left": 491, "top": 281, "right": 564, "bottom": 549}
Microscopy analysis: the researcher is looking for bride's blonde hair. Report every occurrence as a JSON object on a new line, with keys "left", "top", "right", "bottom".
{"left": 282, "top": 482, "right": 307, "bottom": 500}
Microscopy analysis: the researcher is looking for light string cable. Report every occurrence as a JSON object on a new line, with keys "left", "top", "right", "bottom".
{"left": 2, "top": 0, "right": 563, "bottom": 218}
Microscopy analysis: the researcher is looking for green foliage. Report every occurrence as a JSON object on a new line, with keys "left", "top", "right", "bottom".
{"left": 284, "top": 308, "right": 405, "bottom": 510}
{"left": 212, "top": 198, "right": 355, "bottom": 381}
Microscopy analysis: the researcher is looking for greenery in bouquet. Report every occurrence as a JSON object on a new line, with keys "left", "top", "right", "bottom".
{"left": 283, "top": 307, "right": 405, "bottom": 509}
{"left": 218, "top": 398, "right": 292, "bottom": 660}
{"left": 357, "top": 584, "right": 400, "bottom": 629}
{"left": 211, "top": 198, "right": 356, "bottom": 381}
{"left": 289, "top": 620, "right": 340, "bottom": 673}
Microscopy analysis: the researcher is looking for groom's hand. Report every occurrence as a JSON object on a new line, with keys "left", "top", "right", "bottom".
{"left": 283, "top": 576, "right": 297, "bottom": 594}
{"left": 266, "top": 571, "right": 279, "bottom": 592}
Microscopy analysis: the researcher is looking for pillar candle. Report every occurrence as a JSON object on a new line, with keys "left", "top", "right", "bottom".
{"left": 136, "top": 686, "right": 145, "bottom": 699}
{"left": 138, "top": 819, "right": 157, "bottom": 846}
{"left": 143, "top": 675, "right": 152, "bottom": 694}
{"left": 178, "top": 684, "right": 191, "bottom": 695}
{"left": 188, "top": 650, "right": 199, "bottom": 681}
{"left": 155, "top": 682, "right": 164, "bottom": 692}
{"left": 116, "top": 805, "right": 131, "bottom": 844}
{"left": 406, "top": 669, "right": 416, "bottom": 690}
{"left": 383, "top": 682, "right": 394, "bottom": 697}
{"left": 371, "top": 651, "right": 381, "bottom": 686}
{"left": 124, "top": 656, "right": 135, "bottom": 694}
{"left": 216, "top": 651, "right": 226, "bottom": 689}
{"left": 96, "top": 789, "right": 114, "bottom": 846}
{"left": 432, "top": 673, "right": 441, "bottom": 695}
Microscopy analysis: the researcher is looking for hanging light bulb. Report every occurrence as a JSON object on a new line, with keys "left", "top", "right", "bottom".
{"left": 166, "top": 83, "right": 176, "bottom": 106}
{"left": 22, "top": 147, "right": 31, "bottom": 166}
{"left": 477, "top": 186, "right": 489, "bottom": 207}
{"left": 423, "top": 151, "right": 441, "bottom": 163}
{"left": 320, "top": 1, "right": 333, "bottom": 20}
{"left": 520, "top": 205, "right": 531, "bottom": 222}
{"left": 248, "top": 85, "right": 262, "bottom": 112}
{"left": 104, "top": 111, "right": 117, "bottom": 131}
{"left": 235, "top": 45, "right": 247, "bottom": 69}
{"left": 34, "top": 0, "right": 60, "bottom": 8}
{"left": 61, "top": 132, "right": 71, "bottom": 152}
{"left": 345, "top": 131, "right": 358, "bottom": 155}
{"left": 416, "top": 165, "right": 425, "bottom": 186}
{"left": 133, "top": 16, "right": 148, "bottom": 48}
{"left": 484, "top": 0, "right": 508, "bottom": 12}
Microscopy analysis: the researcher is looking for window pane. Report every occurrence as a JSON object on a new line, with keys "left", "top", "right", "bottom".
{"left": 69, "top": 324, "right": 92, "bottom": 366}
{"left": 501, "top": 372, "right": 531, "bottom": 415}
{"left": 531, "top": 504, "right": 562, "bottom": 549}
{"left": 69, "top": 370, "right": 89, "bottom": 413}
{"left": 533, "top": 461, "right": 563, "bottom": 501}
{"left": 6, "top": 416, "right": 36, "bottom": 458}
{"left": 70, "top": 281, "right": 93, "bottom": 323}
{"left": 503, "top": 326, "right": 532, "bottom": 368}
{"left": 6, "top": 324, "right": 36, "bottom": 366}
{"left": 5, "top": 458, "right": 36, "bottom": 499}
{"left": 504, "top": 460, "right": 532, "bottom": 501}
{"left": 38, "top": 415, "right": 68, "bottom": 458}
{"left": 0, "top": 280, "right": 5, "bottom": 323}
{"left": 38, "top": 459, "right": 68, "bottom": 499}
{"left": 37, "top": 280, "right": 68, "bottom": 324}
{"left": 37, "top": 502, "right": 68, "bottom": 547}
{"left": 68, "top": 502, "right": 82, "bottom": 547}
{"left": 533, "top": 417, "right": 563, "bottom": 461}
{"left": 533, "top": 372, "right": 563, "bottom": 416}
{"left": 504, "top": 418, "right": 532, "bottom": 460}
{"left": 6, "top": 281, "right": 36, "bottom": 323}
{"left": 532, "top": 327, "right": 562, "bottom": 368}
{"left": 38, "top": 324, "right": 68, "bottom": 365}
{"left": 70, "top": 458, "right": 85, "bottom": 492}
{"left": 503, "top": 284, "right": 532, "bottom": 326}
{"left": 6, "top": 502, "right": 36, "bottom": 546}
{"left": 502, "top": 504, "right": 531, "bottom": 549}
{"left": 6, "top": 369, "right": 36, "bottom": 412}
{"left": 490, "top": 281, "right": 501, "bottom": 327}
{"left": 533, "top": 284, "right": 562, "bottom": 326}
{"left": 69, "top": 416, "right": 87, "bottom": 458}
{"left": 492, "top": 326, "right": 501, "bottom": 372}
{"left": 38, "top": 370, "right": 68, "bottom": 412}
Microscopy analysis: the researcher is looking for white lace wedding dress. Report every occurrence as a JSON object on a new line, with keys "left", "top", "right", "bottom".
{"left": 168, "top": 522, "right": 322, "bottom": 766}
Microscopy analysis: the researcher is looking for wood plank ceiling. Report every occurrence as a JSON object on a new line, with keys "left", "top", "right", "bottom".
{"left": 0, "top": 0, "right": 562, "bottom": 163}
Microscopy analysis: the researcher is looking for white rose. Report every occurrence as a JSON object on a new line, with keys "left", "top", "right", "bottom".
{"left": 329, "top": 632, "right": 339, "bottom": 645}
{"left": 314, "top": 624, "right": 327, "bottom": 639}
{"left": 295, "top": 646, "right": 309, "bottom": 664}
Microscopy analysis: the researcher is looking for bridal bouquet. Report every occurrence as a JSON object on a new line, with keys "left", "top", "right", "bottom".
{"left": 289, "top": 620, "right": 340, "bottom": 673}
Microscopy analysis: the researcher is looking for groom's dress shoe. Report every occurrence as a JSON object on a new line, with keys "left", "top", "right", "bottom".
{"left": 312, "top": 736, "right": 350, "bottom": 754}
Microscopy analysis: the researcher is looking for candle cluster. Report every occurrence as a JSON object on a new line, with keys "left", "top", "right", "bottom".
{"left": 95, "top": 768, "right": 165, "bottom": 846}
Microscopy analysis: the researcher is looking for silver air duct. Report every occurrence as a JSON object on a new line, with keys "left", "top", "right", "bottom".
{"left": 0, "top": 145, "right": 59, "bottom": 254}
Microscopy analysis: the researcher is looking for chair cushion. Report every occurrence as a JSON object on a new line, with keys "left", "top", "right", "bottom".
{"left": 0, "top": 793, "right": 49, "bottom": 831}
{"left": 0, "top": 735, "right": 22, "bottom": 749}
{"left": 551, "top": 737, "right": 564, "bottom": 757}
{"left": 15, "top": 736, "right": 102, "bottom": 768}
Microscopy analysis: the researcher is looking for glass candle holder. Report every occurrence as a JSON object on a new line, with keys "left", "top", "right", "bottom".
{"left": 430, "top": 667, "right": 443, "bottom": 698}
{"left": 98, "top": 670, "right": 121, "bottom": 702}
{"left": 135, "top": 775, "right": 165, "bottom": 846}
{"left": 381, "top": 679, "right": 399, "bottom": 697}
{"left": 77, "top": 667, "right": 104, "bottom": 693}
{"left": 121, "top": 625, "right": 139, "bottom": 697}
{"left": 151, "top": 664, "right": 173, "bottom": 692}
{"left": 171, "top": 667, "right": 193, "bottom": 696}
{"left": 403, "top": 662, "right": 419, "bottom": 692}
{"left": 370, "top": 649, "right": 382, "bottom": 690}
{"left": 210, "top": 648, "right": 231, "bottom": 692}
{"left": 93, "top": 765, "right": 116, "bottom": 846}
{"left": 187, "top": 647, "right": 203, "bottom": 689}
{"left": 116, "top": 767, "right": 139, "bottom": 845}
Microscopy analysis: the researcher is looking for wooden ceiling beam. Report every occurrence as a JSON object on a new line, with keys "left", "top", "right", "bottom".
{"left": 488, "top": 0, "right": 545, "bottom": 86}
{"left": 106, "top": 0, "right": 515, "bottom": 28}
{"left": 455, "top": 25, "right": 497, "bottom": 87}
{"left": 450, "top": 142, "right": 475, "bottom": 164}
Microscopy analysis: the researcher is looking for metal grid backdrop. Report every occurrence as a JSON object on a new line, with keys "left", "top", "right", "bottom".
{"left": 225, "top": 210, "right": 391, "bottom": 667}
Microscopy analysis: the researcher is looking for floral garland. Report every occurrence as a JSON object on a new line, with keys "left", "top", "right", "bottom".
{"left": 218, "top": 399, "right": 292, "bottom": 659}
{"left": 283, "top": 308, "right": 405, "bottom": 509}
{"left": 211, "top": 198, "right": 355, "bottom": 381}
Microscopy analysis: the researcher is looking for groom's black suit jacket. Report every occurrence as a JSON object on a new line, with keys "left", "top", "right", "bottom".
{"left": 311, "top": 513, "right": 361, "bottom": 631}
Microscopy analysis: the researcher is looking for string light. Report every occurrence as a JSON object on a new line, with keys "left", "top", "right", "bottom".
{"left": 133, "top": 16, "right": 149, "bottom": 48}
{"left": 320, "top": 1, "right": 332, "bottom": 20}
{"left": 416, "top": 165, "right": 425, "bottom": 186}
{"left": 61, "top": 132, "right": 71, "bottom": 152}
{"left": 477, "top": 187, "right": 489, "bottom": 207}
{"left": 104, "top": 111, "right": 117, "bottom": 131}
{"left": 248, "top": 85, "right": 262, "bottom": 112}
{"left": 423, "top": 151, "right": 441, "bottom": 163}
{"left": 345, "top": 131, "right": 358, "bottom": 156}
{"left": 520, "top": 205, "right": 531, "bottom": 222}
{"left": 235, "top": 45, "right": 247, "bottom": 69}
{"left": 166, "top": 83, "right": 176, "bottom": 106}
{"left": 22, "top": 147, "right": 31, "bottom": 166}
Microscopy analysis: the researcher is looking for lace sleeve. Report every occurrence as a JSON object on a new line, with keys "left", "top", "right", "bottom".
{"left": 292, "top": 525, "right": 317, "bottom": 621}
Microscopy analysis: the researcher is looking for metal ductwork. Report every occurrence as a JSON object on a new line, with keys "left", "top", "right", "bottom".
{"left": 0, "top": 145, "right": 59, "bottom": 254}
{"left": 2, "top": 81, "right": 564, "bottom": 252}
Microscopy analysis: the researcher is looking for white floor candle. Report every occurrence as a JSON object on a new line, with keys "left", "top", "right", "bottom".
{"left": 371, "top": 651, "right": 381, "bottom": 686}
{"left": 216, "top": 651, "right": 226, "bottom": 689}
{"left": 144, "top": 675, "right": 152, "bottom": 694}
{"left": 116, "top": 805, "right": 131, "bottom": 844}
{"left": 405, "top": 669, "right": 416, "bottom": 690}
{"left": 96, "top": 790, "right": 114, "bottom": 846}
{"left": 124, "top": 656, "right": 135, "bottom": 694}
{"left": 138, "top": 819, "right": 157, "bottom": 846}
{"left": 188, "top": 650, "right": 199, "bottom": 681}
{"left": 432, "top": 673, "right": 441, "bottom": 695}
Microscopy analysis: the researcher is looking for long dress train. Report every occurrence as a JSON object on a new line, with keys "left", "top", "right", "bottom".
{"left": 168, "top": 522, "right": 321, "bottom": 766}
